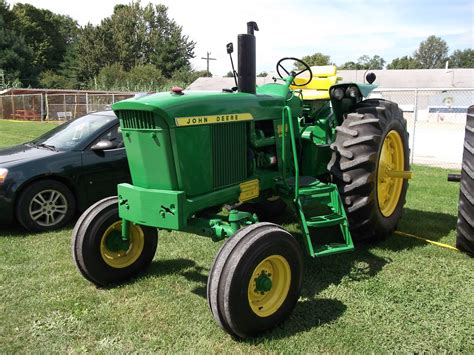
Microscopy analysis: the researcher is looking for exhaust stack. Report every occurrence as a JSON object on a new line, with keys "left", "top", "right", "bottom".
{"left": 238, "top": 21, "right": 259, "bottom": 94}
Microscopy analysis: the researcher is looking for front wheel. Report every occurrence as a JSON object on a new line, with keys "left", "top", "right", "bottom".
{"left": 207, "top": 222, "right": 303, "bottom": 338}
{"left": 71, "top": 196, "right": 158, "bottom": 286}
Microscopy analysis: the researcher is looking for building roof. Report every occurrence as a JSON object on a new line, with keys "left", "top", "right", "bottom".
{"left": 187, "top": 68, "right": 474, "bottom": 91}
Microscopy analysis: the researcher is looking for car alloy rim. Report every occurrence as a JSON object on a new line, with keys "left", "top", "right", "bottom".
{"left": 29, "top": 189, "right": 68, "bottom": 227}
{"left": 100, "top": 221, "right": 145, "bottom": 268}
{"left": 377, "top": 130, "right": 405, "bottom": 217}
{"left": 247, "top": 255, "right": 291, "bottom": 317}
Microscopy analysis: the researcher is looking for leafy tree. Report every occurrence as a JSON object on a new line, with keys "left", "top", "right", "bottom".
{"left": 11, "top": 3, "right": 78, "bottom": 75}
{"left": 39, "top": 70, "right": 73, "bottom": 89}
{"left": 76, "top": 2, "right": 195, "bottom": 84}
{"left": 387, "top": 55, "right": 420, "bottom": 69}
{"left": 413, "top": 35, "right": 448, "bottom": 69}
{"left": 449, "top": 49, "right": 474, "bottom": 68}
{"left": 75, "top": 24, "right": 112, "bottom": 85}
{"left": 295, "top": 52, "right": 331, "bottom": 70}
{"left": 95, "top": 63, "right": 127, "bottom": 90}
{"left": 127, "top": 64, "right": 164, "bottom": 88}
{"left": 0, "top": 0, "right": 35, "bottom": 85}
{"left": 339, "top": 55, "right": 385, "bottom": 70}
{"left": 225, "top": 71, "right": 234, "bottom": 77}
{"left": 257, "top": 71, "right": 268, "bottom": 77}
{"left": 357, "top": 55, "right": 386, "bottom": 69}
{"left": 339, "top": 61, "right": 358, "bottom": 70}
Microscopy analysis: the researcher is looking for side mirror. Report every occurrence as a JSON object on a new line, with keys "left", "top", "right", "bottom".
{"left": 226, "top": 42, "right": 233, "bottom": 54}
{"left": 91, "top": 139, "right": 116, "bottom": 151}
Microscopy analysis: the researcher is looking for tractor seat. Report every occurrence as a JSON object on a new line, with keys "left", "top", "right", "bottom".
{"left": 291, "top": 65, "right": 339, "bottom": 100}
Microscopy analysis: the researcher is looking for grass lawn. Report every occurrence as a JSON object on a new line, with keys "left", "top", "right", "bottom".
{"left": 0, "top": 120, "right": 473, "bottom": 352}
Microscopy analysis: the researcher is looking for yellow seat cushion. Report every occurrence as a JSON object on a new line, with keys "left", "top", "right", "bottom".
{"left": 291, "top": 65, "right": 338, "bottom": 100}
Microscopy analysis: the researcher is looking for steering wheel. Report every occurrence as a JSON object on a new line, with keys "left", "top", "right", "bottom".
{"left": 276, "top": 57, "right": 312, "bottom": 86}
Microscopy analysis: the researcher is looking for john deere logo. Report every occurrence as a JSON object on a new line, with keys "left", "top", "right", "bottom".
{"left": 175, "top": 113, "right": 253, "bottom": 126}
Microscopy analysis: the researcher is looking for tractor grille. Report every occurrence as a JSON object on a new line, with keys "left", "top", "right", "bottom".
{"left": 117, "top": 110, "right": 157, "bottom": 129}
{"left": 211, "top": 122, "right": 247, "bottom": 188}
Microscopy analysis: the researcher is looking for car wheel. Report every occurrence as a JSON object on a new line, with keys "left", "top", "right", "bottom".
{"left": 16, "top": 179, "right": 76, "bottom": 232}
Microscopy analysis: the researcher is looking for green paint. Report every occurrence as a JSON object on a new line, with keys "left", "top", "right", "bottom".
{"left": 255, "top": 273, "right": 272, "bottom": 293}
{"left": 105, "top": 229, "right": 129, "bottom": 252}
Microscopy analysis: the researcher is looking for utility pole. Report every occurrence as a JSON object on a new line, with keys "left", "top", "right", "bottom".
{"left": 201, "top": 52, "right": 216, "bottom": 74}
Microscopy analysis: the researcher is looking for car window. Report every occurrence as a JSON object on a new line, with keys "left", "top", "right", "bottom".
{"left": 32, "top": 112, "right": 116, "bottom": 151}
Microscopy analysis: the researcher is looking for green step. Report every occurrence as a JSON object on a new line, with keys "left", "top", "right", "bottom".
{"left": 314, "top": 243, "right": 355, "bottom": 257}
{"left": 306, "top": 213, "right": 347, "bottom": 228}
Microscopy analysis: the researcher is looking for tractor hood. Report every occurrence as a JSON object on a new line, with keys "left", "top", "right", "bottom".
{"left": 112, "top": 89, "right": 297, "bottom": 129}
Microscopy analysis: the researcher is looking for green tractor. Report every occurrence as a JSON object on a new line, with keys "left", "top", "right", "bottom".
{"left": 72, "top": 22, "right": 412, "bottom": 338}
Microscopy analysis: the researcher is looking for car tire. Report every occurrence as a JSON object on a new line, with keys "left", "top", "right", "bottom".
{"left": 16, "top": 179, "right": 76, "bottom": 232}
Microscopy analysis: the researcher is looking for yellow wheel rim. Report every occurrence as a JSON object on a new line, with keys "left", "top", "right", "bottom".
{"left": 247, "top": 255, "right": 291, "bottom": 318}
{"left": 100, "top": 221, "right": 145, "bottom": 268}
{"left": 377, "top": 130, "right": 405, "bottom": 217}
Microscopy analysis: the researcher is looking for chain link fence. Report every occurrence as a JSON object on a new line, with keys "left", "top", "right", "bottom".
{"left": 370, "top": 88, "right": 473, "bottom": 169}
{"left": 0, "top": 93, "right": 134, "bottom": 122}
{"left": 1, "top": 88, "right": 472, "bottom": 169}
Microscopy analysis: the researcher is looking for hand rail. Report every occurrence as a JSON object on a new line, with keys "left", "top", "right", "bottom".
{"left": 281, "top": 105, "right": 300, "bottom": 201}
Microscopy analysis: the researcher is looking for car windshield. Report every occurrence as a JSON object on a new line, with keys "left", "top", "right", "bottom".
{"left": 31, "top": 112, "right": 116, "bottom": 151}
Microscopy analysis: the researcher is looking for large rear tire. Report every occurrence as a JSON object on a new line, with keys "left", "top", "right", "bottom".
{"left": 207, "top": 222, "right": 303, "bottom": 338}
{"left": 328, "top": 99, "right": 410, "bottom": 242}
{"left": 71, "top": 196, "right": 158, "bottom": 286}
{"left": 456, "top": 106, "right": 474, "bottom": 256}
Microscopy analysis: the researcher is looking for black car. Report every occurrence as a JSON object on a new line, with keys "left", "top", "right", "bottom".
{"left": 0, "top": 111, "right": 130, "bottom": 231}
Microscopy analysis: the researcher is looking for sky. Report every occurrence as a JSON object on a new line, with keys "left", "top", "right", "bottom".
{"left": 9, "top": 0, "right": 474, "bottom": 76}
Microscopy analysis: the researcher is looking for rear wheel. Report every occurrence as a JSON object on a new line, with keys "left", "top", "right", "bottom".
{"left": 328, "top": 99, "right": 410, "bottom": 242}
{"left": 71, "top": 196, "right": 158, "bottom": 286}
{"left": 456, "top": 106, "right": 474, "bottom": 256}
{"left": 207, "top": 222, "right": 303, "bottom": 338}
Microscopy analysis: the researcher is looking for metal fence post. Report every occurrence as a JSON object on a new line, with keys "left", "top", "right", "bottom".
{"left": 411, "top": 89, "right": 419, "bottom": 165}
{"left": 45, "top": 94, "right": 49, "bottom": 120}
{"left": 40, "top": 94, "right": 44, "bottom": 122}
{"left": 86, "top": 93, "right": 89, "bottom": 113}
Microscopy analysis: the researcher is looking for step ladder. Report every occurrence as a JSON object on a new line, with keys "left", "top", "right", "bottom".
{"left": 279, "top": 106, "right": 354, "bottom": 257}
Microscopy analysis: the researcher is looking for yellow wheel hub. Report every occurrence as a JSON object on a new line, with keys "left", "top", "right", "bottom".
{"left": 100, "top": 221, "right": 145, "bottom": 268}
{"left": 247, "top": 255, "right": 291, "bottom": 317}
{"left": 377, "top": 130, "right": 407, "bottom": 217}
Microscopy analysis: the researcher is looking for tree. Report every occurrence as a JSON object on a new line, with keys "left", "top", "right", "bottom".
{"left": 295, "top": 52, "right": 331, "bottom": 70}
{"left": 387, "top": 55, "right": 420, "bottom": 69}
{"left": 11, "top": 3, "right": 79, "bottom": 75}
{"left": 413, "top": 35, "right": 448, "bottom": 69}
{"left": 225, "top": 71, "right": 234, "bottom": 77}
{"left": 339, "top": 55, "right": 385, "bottom": 70}
{"left": 449, "top": 49, "right": 474, "bottom": 68}
{"left": 357, "top": 55, "right": 386, "bottom": 70}
{"left": 95, "top": 63, "right": 127, "bottom": 90}
{"left": 257, "top": 71, "right": 268, "bottom": 77}
{"left": 339, "top": 61, "right": 358, "bottom": 70}
{"left": 39, "top": 69, "right": 73, "bottom": 89}
{"left": 127, "top": 64, "right": 164, "bottom": 89}
{"left": 75, "top": 2, "right": 195, "bottom": 84}
{"left": 0, "top": 0, "right": 35, "bottom": 85}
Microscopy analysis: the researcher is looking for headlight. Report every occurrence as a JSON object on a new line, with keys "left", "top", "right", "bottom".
{"left": 0, "top": 168, "right": 8, "bottom": 184}
{"left": 331, "top": 87, "right": 345, "bottom": 100}
{"left": 346, "top": 86, "right": 360, "bottom": 98}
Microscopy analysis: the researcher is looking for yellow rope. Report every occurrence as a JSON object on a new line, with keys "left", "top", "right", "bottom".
{"left": 394, "top": 231, "right": 459, "bottom": 252}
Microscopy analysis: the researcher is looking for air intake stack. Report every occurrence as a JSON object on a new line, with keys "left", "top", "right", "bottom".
{"left": 238, "top": 21, "right": 259, "bottom": 94}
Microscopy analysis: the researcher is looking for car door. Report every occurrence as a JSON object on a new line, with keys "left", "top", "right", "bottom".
{"left": 80, "top": 124, "right": 131, "bottom": 206}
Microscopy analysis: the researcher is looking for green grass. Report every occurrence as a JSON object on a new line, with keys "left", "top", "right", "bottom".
{"left": 0, "top": 119, "right": 60, "bottom": 147}
{"left": 1, "top": 120, "right": 473, "bottom": 352}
